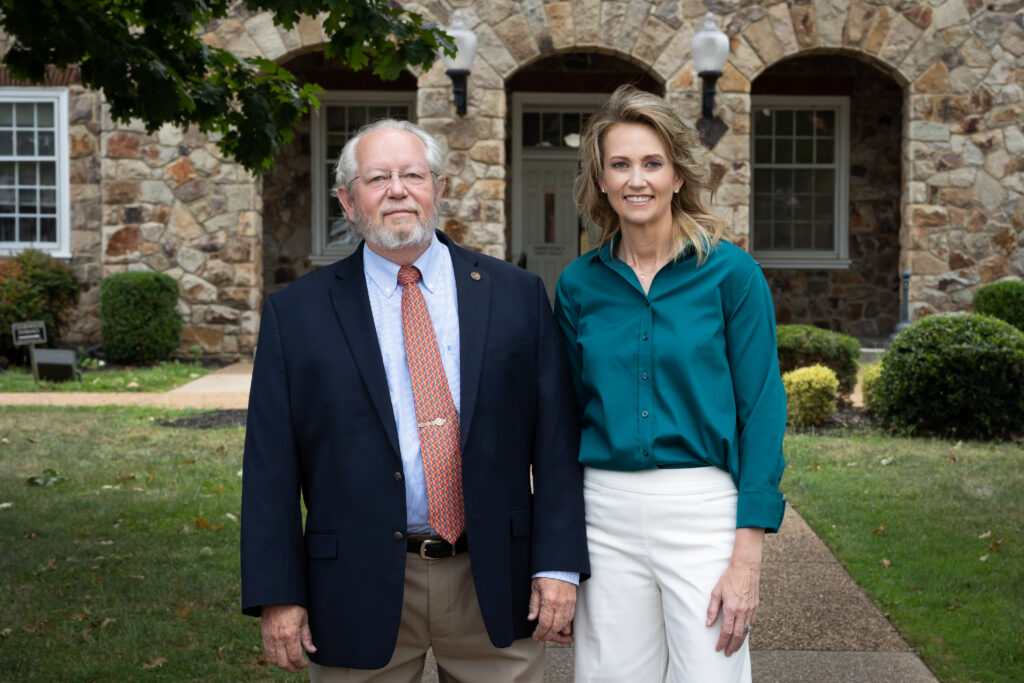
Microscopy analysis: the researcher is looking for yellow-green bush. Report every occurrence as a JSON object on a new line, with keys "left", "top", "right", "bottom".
{"left": 859, "top": 363, "right": 883, "bottom": 413}
{"left": 783, "top": 365, "right": 839, "bottom": 427}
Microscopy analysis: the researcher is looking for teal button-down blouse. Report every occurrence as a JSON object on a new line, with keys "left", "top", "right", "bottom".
{"left": 554, "top": 236, "right": 787, "bottom": 532}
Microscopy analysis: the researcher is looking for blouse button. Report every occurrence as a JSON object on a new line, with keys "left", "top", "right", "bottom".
{"left": 641, "top": 372, "right": 648, "bottom": 380}
{"left": 641, "top": 410, "right": 649, "bottom": 418}
{"left": 641, "top": 333, "right": 648, "bottom": 341}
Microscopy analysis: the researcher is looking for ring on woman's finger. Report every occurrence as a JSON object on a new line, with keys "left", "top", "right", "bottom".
{"left": 744, "top": 625, "right": 754, "bottom": 633}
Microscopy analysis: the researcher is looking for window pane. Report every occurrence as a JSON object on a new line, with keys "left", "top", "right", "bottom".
{"left": 15, "top": 103, "right": 34, "bottom": 126}
{"left": 753, "top": 222, "right": 772, "bottom": 249}
{"left": 774, "top": 110, "right": 793, "bottom": 136}
{"left": 17, "top": 162, "right": 35, "bottom": 184}
{"left": 0, "top": 162, "right": 14, "bottom": 185}
{"left": 794, "top": 193, "right": 813, "bottom": 221}
{"left": 814, "top": 194, "right": 833, "bottom": 222}
{"left": 563, "top": 113, "right": 581, "bottom": 147}
{"left": 368, "top": 106, "right": 389, "bottom": 122}
{"left": 16, "top": 130, "right": 35, "bottom": 155}
{"left": 39, "top": 162, "right": 56, "bottom": 185}
{"left": 37, "top": 103, "right": 54, "bottom": 128}
{"left": 793, "top": 224, "right": 813, "bottom": 249}
{"left": 388, "top": 105, "right": 409, "bottom": 119}
{"left": 18, "top": 216, "right": 36, "bottom": 241}
{"left": 774, "top": 169, "right": 794, "bottom": 193}
{"left": 753, "top": 194, "right": 771, "bottom": 221}
{"left": 816, "top": 138, "right": 834, "bottom": 163}
{"left": 772, "top": 190, "right": 794, "bottom": 222}
{"left": 754, "top": 138, "right": 772, "bottom": 163}
{"left": 40, "top": 188, "right": 56, "bottom": 213}
{"left": 19, "top": 189, "right": 37, "bottom": 213}
{"left": 753, "top": 169, "right": 772, "bottom": 191}
{"left": 795, "top": 110, "right": 814, "bottom": 136}
{"left": 772, "top": 223, "right": 792, "bottom": 249}
{"left": 522, "top": 112, "right": 539, "bottom": 146}
{"left": 754, "top": 109, "right": 772, "bottom": 135}
{"left": 326, "top": 106, "right": 346, "bottom": 130}
{"left": 40, "top": 217, "right": 56, "bottom": 242}
{"left": 0, "top": 104, "right": 12, "bottom": 126}
{"left": 815, "top": 169, "right": 835, "bottom": 191}
{"left": 794, "top": 138, "right": 813, "bottom": 163}
{"left": 774, "top": 138, "right": 792, "bottom": 163}
{"left": 37, "top": 131, "right": 55, "bottom": 156}
{"left": 815, "top": 110, "right": 835, "bottom": 136}
{"left": 0, "top": 189, "right": 13, "bottom": 213}
{"left": 0, "top": 216, "right": 14, "bottom": 241}
{"left": 794, "top": 168, "right": 814, "bottom": 190}
{"left": 0, "top": 131, "right": 11, "bottom": 156}
{"left": 814, "top": 222, "right": 834, "bottom": 250}
{"left": 348, "top": 106, "right": 367, "bottom": 130}
{"left": 542, "top": 112, "right": 560, "bottom": 146}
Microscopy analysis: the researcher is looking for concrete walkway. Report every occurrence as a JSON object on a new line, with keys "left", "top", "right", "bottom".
{"left": 1, "top": 363, "right": 938, "bottom": 682}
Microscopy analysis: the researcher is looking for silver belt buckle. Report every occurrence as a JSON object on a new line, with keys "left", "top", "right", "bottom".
{"left": 419, "top": 539, "right": 450, "bottom": 559}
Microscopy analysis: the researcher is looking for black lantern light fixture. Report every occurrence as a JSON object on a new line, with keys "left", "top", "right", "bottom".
{"left": 441, "top": 10, "right": 478, "bottom": 117}
{"left": 690, "top": 12, "right": 730, "bottom": 148}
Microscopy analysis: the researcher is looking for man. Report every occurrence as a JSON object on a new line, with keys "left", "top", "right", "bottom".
{"left": 241, "top": 119, "right": 589, "bottom": 682}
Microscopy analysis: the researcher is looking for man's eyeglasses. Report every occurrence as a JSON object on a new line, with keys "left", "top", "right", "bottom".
{"left": 353, "top": 168, "right": 435, "bottom": 191}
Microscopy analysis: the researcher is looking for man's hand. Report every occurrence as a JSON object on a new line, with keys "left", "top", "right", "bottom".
{"left": 527, "top": 577, "right": 576, "bottom": 643}
{"left": 261, "top": 604, "right": 317, "bottom": 672}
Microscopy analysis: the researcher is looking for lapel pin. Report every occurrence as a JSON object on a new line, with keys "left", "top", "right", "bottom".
{"left": 470, "top": 271, "right": 481, "bottom": 280}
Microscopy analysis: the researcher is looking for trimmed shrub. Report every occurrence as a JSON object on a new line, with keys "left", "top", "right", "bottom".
{"left": 859, "top": 363, "right": 883, "bottom": 413}
{"left": 0, "top": 250, "right": 80, "bottom": 364}
{"left": 875, "top": 312, "right": 1024, "bottom": 440}
{"left": 783, "top": 365, "right": 839, "bottom": 427}
{"left": 100, "top": 271, "right": 182, "bottom": 364}
{"left": 777, "top": 324, "right": 860, "bottom": 399}
{"left": 973, "top": 280, "right": 1024, "bottom": 332}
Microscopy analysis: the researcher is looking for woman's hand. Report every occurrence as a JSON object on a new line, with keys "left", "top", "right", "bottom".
{"left": 706, "top": 527, "right": 765, "bottom": 657}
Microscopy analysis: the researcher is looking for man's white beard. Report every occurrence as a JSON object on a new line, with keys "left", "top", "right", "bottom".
{"left": 353, "top": 203, "right": 439, "bottom": 252}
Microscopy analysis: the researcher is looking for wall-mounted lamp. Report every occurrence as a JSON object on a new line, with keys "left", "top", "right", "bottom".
{"left": 440, "top": 10, "right": 478, "bottom": 117}
{"left": 690, "top": 12, "right": 730, "bottom": 148}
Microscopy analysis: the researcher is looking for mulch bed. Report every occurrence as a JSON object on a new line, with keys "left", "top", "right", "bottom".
{"left": 160, "top": 409, "right": 248, "bottom": 429}
{"left": 786, "top": 405, "right": 882, "bottom": 435}
{"left": 160, "top": 405, "right": 882, "bottom": 433}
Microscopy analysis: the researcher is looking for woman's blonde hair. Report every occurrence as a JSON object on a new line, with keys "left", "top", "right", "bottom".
{"left": 575, "top": 84, "right": 724, "bottom": 263}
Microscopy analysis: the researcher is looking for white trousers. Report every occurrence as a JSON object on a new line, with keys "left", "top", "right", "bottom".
{"left": 573, "top": 467, "right": 751, "bottom": 683}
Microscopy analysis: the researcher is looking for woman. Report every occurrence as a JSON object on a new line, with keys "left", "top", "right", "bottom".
{"left": 554, "top": 85, "right": 786, "bottom": 682}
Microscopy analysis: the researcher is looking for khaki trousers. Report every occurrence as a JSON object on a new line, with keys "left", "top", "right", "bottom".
{"left": 309, "top": 551, "right": 544, "bottom": 683}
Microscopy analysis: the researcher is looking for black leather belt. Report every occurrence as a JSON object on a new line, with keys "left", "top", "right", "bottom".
{"left": 407, "top": 534, "right": 468, "bottom": 559}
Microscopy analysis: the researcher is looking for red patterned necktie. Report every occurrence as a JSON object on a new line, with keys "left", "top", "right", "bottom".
{"left": 397, "top": 265, "right": 464, "bottom": 544}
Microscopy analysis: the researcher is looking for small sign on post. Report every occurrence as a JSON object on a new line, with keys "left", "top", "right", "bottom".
{"left": 11, "top": 321, "right": 48, "bottom": 384}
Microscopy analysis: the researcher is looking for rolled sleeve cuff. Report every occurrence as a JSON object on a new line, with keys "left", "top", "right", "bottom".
{"left": 737, "top": 490, "right": 786, "bottom": 533}
{"left": 532, "top": 571, "right": 580, "bottom": 586}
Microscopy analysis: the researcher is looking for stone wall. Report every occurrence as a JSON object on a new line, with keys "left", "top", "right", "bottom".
{"left": 64, "top": 85, "right": 104, "bottom": 347}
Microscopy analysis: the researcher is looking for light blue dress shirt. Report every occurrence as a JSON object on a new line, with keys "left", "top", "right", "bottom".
{"left": 363, "top": 235, "right": 577, "bottom": 585}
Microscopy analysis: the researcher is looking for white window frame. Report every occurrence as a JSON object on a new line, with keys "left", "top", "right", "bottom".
{"left": 0, "top": 87, "right": 71, "bottom": 259}
{"left": 749, "top": 95, "right": 850, "bottom": 269}
{"left": 309, "top": 90, "right": 416, "bottom": 266}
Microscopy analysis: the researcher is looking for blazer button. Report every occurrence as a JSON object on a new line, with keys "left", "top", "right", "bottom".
{"left": 394, "top": 531, "right": 404, "bottom": 541}
{"left": 394, "top": 471, "right": 403, "bottom": 481}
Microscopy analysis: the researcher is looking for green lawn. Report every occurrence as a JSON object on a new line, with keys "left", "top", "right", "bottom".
{"left": 0, "top": 361, "right": 209, "bottom": 393}
{"left": 782, "top": 431, "right": 1024, "bottom": 683}
{"left": 0, "top": 406, "right": 292, "bottom": 681}
{"left": 2, "top": 408, "right": 1021, "bottom": 681}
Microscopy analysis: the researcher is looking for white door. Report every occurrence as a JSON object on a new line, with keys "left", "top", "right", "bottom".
{"left": 520, "top": 158, "right": 580, "bottom": 301}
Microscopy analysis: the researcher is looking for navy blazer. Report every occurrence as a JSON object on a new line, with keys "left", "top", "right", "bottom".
{"left": 241, "top": 232, "right": 589, "bottom": 668}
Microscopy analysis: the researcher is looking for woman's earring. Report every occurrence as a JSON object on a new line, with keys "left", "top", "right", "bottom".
{"left": 600, "top": 188, "right": 606, "bottom": 193}
{"left": 674, "top": 188, "right": 680, "bottom": 194}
